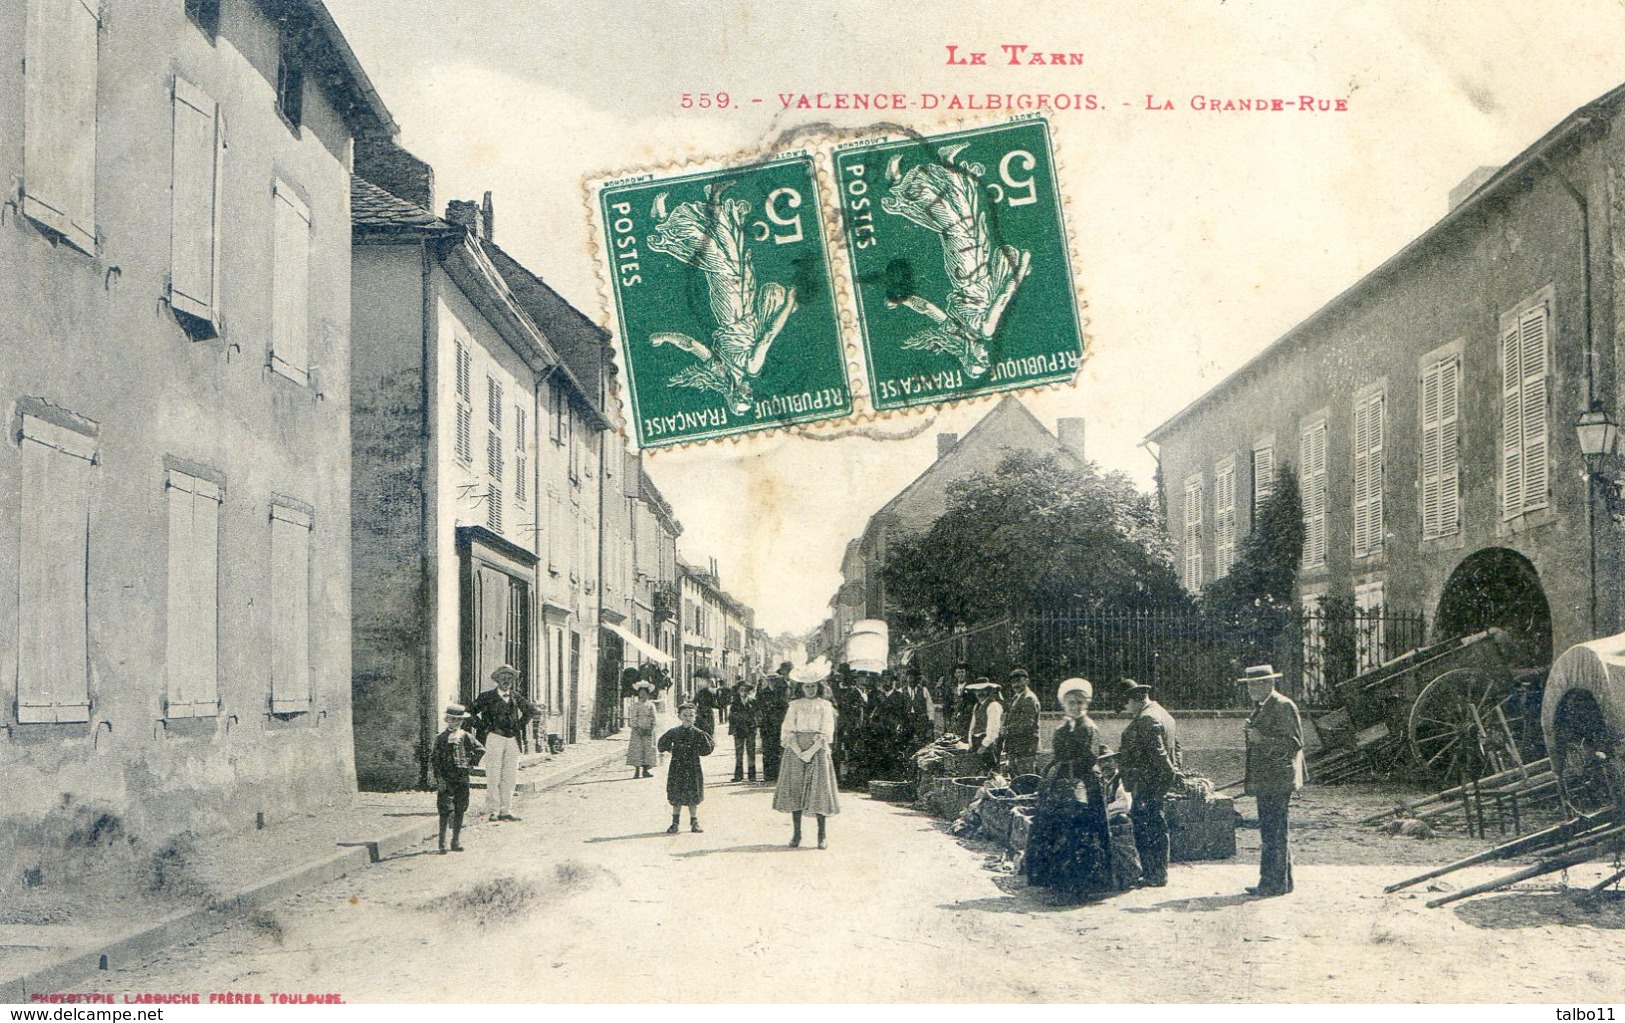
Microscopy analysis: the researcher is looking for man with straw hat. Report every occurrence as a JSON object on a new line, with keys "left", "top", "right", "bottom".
{"left": 469, "top": 664, "right": 535, "bottom": 822}
{"left": 430, "top": 703, "right": 483, "bottom": 854}
{"left": 1239, "top": 664, "right": 1303, "bottom": 897}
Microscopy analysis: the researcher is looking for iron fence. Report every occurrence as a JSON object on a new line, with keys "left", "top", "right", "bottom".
{"left": 901, "top": 605, "right": 1428, "bottom": 710}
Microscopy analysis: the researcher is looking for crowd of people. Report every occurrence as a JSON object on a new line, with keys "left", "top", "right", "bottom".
{"left": 433, "top": 657, "right": 1304, "bottom": 899}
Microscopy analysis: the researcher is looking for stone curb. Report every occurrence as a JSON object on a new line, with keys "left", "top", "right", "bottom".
{"left": 0, "top": 743, "right": 624, "bottom": 1003}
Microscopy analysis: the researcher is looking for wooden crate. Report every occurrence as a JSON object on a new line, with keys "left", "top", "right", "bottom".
{"left": 1168, "top": 795, "right": 1238, "bottom": 861}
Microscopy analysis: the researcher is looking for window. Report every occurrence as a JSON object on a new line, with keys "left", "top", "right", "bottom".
{"left": 166, "top": 470, "right": 220, "bottom": 717}
{"left": 1421, "top": 355, "right": 1461, "bottom": 539}
{"left": 270, "top": 180, "right": 311, "bottom": 384}
{"left": 546, "top": 491, "right": 561, "bottom": 571}
{"left": 184, "top": 0, "right": 219, "bottom": 38}
{"left": 550, "top": 381, "right": 566, "bottom": 444}
{"left": 567, "top": 406, "right": 580, "bottom": 484}
{"left": 487, "top": 429, "right": 503, "bottom": 482}
{"left": 1214, "top": 458, "right": 1237, "bottom": 580}
{"left": 1353, "top": 391, "right": 1385, "bottom": 557}
{"left": 454, "top": 341, "right": 472, "bottom": 463}
{"left": 1354, "top": 580, "right": 1386, "bottom": 672}
{"left": 487, "top": 377, "right": 503, "bottom": 428}
{"left": 275, "top": 33, "right": 304, "bottom": 128}
{"left": 1300, "top": 418, "right": 1328, "bottom": 568}
{"left": 170, "top": 76, "right": 224, "bottom": 336}
{"left": 515, "top": 406, "right": 527, "bottom": 504}
{"left": 1182, "top": 474, "right": 1203, "bottom": 591}
{"left": 487, "top": 485, "right": 503, "bottom": 534}
{"left": 1252, "top": 442, "right": 1274, "bottom": 513}
{"left": 1502, "top": 300, "right": 1551, "bottom": 519}
{"left": 17, "top": 415, "right": 95, "bottom": 723}
{"left": 22, "top": 0, "right": 101, "bottom": 254}
{"left": 269, "top": 504, "right": 312, "bottom": 713}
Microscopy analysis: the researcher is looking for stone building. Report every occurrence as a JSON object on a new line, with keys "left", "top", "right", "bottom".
{"left": 1146, "top": 84, "right": 1625, "bottom": 696}
{"left": 349, "top": 141, "right": 610, "bottom": 789}
{"left": 0, "top": 0, "right": 391, "bottom": 851}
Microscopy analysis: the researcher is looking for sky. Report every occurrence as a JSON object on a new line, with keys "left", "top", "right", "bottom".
{"left": 324, "top": 0, "right": 1625, "bottom": 636}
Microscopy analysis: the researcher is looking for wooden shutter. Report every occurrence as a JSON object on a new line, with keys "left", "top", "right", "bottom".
{"left": 170, "top": 76, "right": 223, "bottom": 326}
{"left": 23, "top": 0, "right": 100, "bottom": 254}
{"left": 455, "top": 341, "right": 471, "bottom": 399}
{"left": 269, "top": 505, "right": 312, "bottom": 712}
{"left": 1438, "top": 358, "right": 1460, "bottom": 534}
{"left": 1518, "top": 306, "right": 1550, "bottom": 513}
{"left": 1301, "top": 421, "right": 1327, "bottom": 567}
{"left": 1215, "top": 460, "right": 1236, "bottom": 579}
{"left": 488, "top": 485, "right": 504, "bottom": 534}
{"left": 1501, "top": 318, "right": 1524, "bottom": 518}
{"left": 1421, "top": 358, "right": 1460, "bottom": 539}
{"left": 487, "top": 429, "right": 503, "bottom": 481}
{"left": 166, "top": 471, "right": 219, "bottom": 717}
{"left": 271, "top": 180, "right": 311, "bottom": 384}
{"left": 488, "top": 377, "right": 503, "bottom": 427}
{"left": 1353, "top": 393, "right": 1384, "bottom": 556}
{"left": 17, "top": 417, "right": 95, "bottom": 723}
{"left": 1252, "top": 444, "right": 1274, "bottom": 510}
{"left": 1183, "top": 475, "right": 1203, "bottom": 591}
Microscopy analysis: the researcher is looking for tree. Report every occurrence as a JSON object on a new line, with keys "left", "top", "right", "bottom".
{"left": 881, "top": 451, "right": 1186, "bottom": 643}
{"left": 1198, "top": 463, "right": 1304, "bottom": 669}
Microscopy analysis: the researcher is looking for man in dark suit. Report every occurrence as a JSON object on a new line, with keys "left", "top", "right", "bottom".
{"left": 871, "top": 672, "right": 911, "bottom": 779}
{"left": 834, "top": 669, "right": 868, "bottom": 786}
{"left": 1001, "top": 668, "right": 1042, "bottom": 775}
{"left": 1241, "top": 664, "right": 1303, "bottom": 897}
{"left": 728, "top": 679, "right": 758, "bottom": 781}
{"left": 902, "top": 665, "right": 935, "bottom": 749}
{"left": 756, "top": 670, "right": 790, "bottom": 783}
{"left": 1118, "top": 679, "right": 1181, "bottom": 887}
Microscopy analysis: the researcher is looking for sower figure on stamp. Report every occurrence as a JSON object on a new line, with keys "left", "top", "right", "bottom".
{"left": 1118, "top": 679, "right": 1180, "bottom": 888}
{"left": 728, "top": 678, "right": 759, "bottom": 782}
{"left": 468, "top": 664, "right": 535, "bottom": 822}
{"left": 658, "top": 702, "right": 715, "bottom": 834}
{"left": 1002, "top": 668, "right": 1042, "bottom": 776}
{"left": 431, "top": 703, "right": 484, "bottom": 854}
{"left": 1241, "top": 664, "right": 1304, "bottom": 897}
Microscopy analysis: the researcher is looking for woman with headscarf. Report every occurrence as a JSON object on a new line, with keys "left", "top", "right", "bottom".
{"left": 773, "top": 672, "right": 840, "bottom": 849}
{"left": 1024, "top": 677, "right": 1114, "bottom": 899}
{"left": 627, "top": 680, "right": 659, "bottom": 779}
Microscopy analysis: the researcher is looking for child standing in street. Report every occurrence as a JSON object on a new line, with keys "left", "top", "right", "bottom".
{"left": 657, "top": 703, "right": 715, "bottom": 833}
{"left": 431, "top": 703, "right": 484, "bottom": 854}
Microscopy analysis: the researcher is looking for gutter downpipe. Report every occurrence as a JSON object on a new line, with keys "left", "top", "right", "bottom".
{"left": 1539, "top": 138, "right": 1599, "bottom": 635}
{"left": 417, "top": 237, "right": 435, "bottom": 788}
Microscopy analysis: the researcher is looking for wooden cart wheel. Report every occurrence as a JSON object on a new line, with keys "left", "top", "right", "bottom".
{"left": 1407, "top": 667, "right": 1521, "bottom": 782}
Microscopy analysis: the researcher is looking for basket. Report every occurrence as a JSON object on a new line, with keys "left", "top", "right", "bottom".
{"left": 936, "top": 775, "right": 989, "bottom": 820}
{"left": 1008, "top": 806, "right": 1035, "bottom": 852}
{"left": 982, "top": 790, "right": 1037, "bottom": 846}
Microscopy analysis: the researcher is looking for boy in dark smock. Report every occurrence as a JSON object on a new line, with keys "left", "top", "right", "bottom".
{"left": 658, "top": 703, "right": 716, "bottom": 833}
{"left": 430, "top": 703, "right": 484, "bottom": 854}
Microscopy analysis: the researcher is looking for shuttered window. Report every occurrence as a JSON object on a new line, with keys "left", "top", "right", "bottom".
{"left": 269, "top": 504, "right": 312, "bottom": 713}
{"left": 1300, "top": 419, "right": 1328, "bottom": 567}
{"left": 165, "top": 470, "right": 220, "bottom": 718}
{"left": 17, "top": 416, "right": 95, "bottom": 723}
{"left": 487, "top": 429, "right": 503, "bottom": 482}
{"left": 1352, "top": 392, "right": 1385, "bottom": 557}
{"left": 170, "top": 76, "right": 224, "bottom": 333}
{"left": 1502, "top": 302, "right": 1550, "bottom": 519}
{"left": 270, "top": 180, "right": 311, "bottom": 385}
{"left": 487, "top": 485, "right": 504, "bottom": 534}
{"left": 1182, "top": 474, "right": 1203, "bottom": 591}
{"left": 515, "top": 406, "right": 528, "bottom": 504}
{"left": 1214, "top": 458, "right": 1237, "bottom": 580}
{"left": 1252, "top": 443, "right": 1274, "bottom": 513}
{"left": 1421, "top": 356, "right": 1461, "bottom": 539}
{"left": 547, "top": 491, "right": 561, "bottom": 571}
{"left": 488, "top": 377, "right": 503, "bottom": 427}
{"left": 23, "top": 0, "right": 100, "bottom": 255}
{"left": 551, "top": 381, "right": 566, "bottom": 444}
{"left": 454, "top": 340, "right": 473, "bottom": 463}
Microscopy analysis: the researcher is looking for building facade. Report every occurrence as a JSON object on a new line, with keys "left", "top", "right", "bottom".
{"left": 1147, "top": 84, "right": 1625, "bottom": 696}
{"left": 0, "top": 0, "right": 390, "bottom": 854}
{"left": 349, "top": 142, "right": 610, "bottom": 788}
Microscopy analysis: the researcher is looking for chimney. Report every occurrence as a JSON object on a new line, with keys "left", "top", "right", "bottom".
{"left": 1057, "top": 417, "right": 1086, "bottom": 462}
{"left": 353, "top": 137, "right": 435, "bottom": 210}
{"left": 445, "top": 199, "right": 480, "bottom": 235}
{"left": 1448, "top": 166, "right": 1499, "bottom": 212}
{"left": 937, "top": 433, "right": 958, "bottom": 459}
{"left": 481, "top": 191, "right": 494, "bottom": 242}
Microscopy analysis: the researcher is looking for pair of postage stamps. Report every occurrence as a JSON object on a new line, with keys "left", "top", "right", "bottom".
{"left": 592, "top": 116, "right": 1084, "bottom": 449}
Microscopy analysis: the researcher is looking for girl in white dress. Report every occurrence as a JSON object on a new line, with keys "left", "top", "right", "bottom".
{"left": 773, "top": 674, "right": 840, "bottom": 848}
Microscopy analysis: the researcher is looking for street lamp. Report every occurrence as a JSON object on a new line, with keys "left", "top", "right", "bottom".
{"left": 1577, "top": 402, "right": 1622, "bottom": 637}
{"left": 1576, "top": 403, "right": 1619, "bottom": 464}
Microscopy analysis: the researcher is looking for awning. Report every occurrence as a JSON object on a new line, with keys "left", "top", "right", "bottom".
{"left": 602, "top": 622, "right": 673, "bottom": 665}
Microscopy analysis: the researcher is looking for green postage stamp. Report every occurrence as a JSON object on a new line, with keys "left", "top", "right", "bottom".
{"left": 835, "top": 119, "right": 1083, "bottom": 412}
{"left": 597, "top": 155, "right": 852, "bottom": 448}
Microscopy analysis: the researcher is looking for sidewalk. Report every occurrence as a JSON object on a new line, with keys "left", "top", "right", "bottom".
{"left": 0, "top": 734, "right": 627, "bottom": 1002}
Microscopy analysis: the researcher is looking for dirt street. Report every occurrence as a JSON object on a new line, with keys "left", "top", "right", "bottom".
{"left": 103, "top": 759, "right": 1623, "bottom": 1003}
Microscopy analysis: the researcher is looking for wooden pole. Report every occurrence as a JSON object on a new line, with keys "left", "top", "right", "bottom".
{"left": 1385, "top": 807, "right": 1615, "bottom": 892}
{"left": 1425, "top": 826, "right": 1625, "bottom": 908}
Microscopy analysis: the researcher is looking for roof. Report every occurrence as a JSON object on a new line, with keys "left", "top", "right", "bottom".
{"left": 1144, "top": 81, "right": 1625, "bottom": 445}
{"left": 350, "top": 178, "right": 456, "bottom": 234}
{"left": 867, "top": 396, "right": 1085, "bottom": 536}
{"left": 483, "top": 243, "right": 611, "bottom": 418}
{"left": 277, "top": 0, "right": 397, "bottom": 137}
